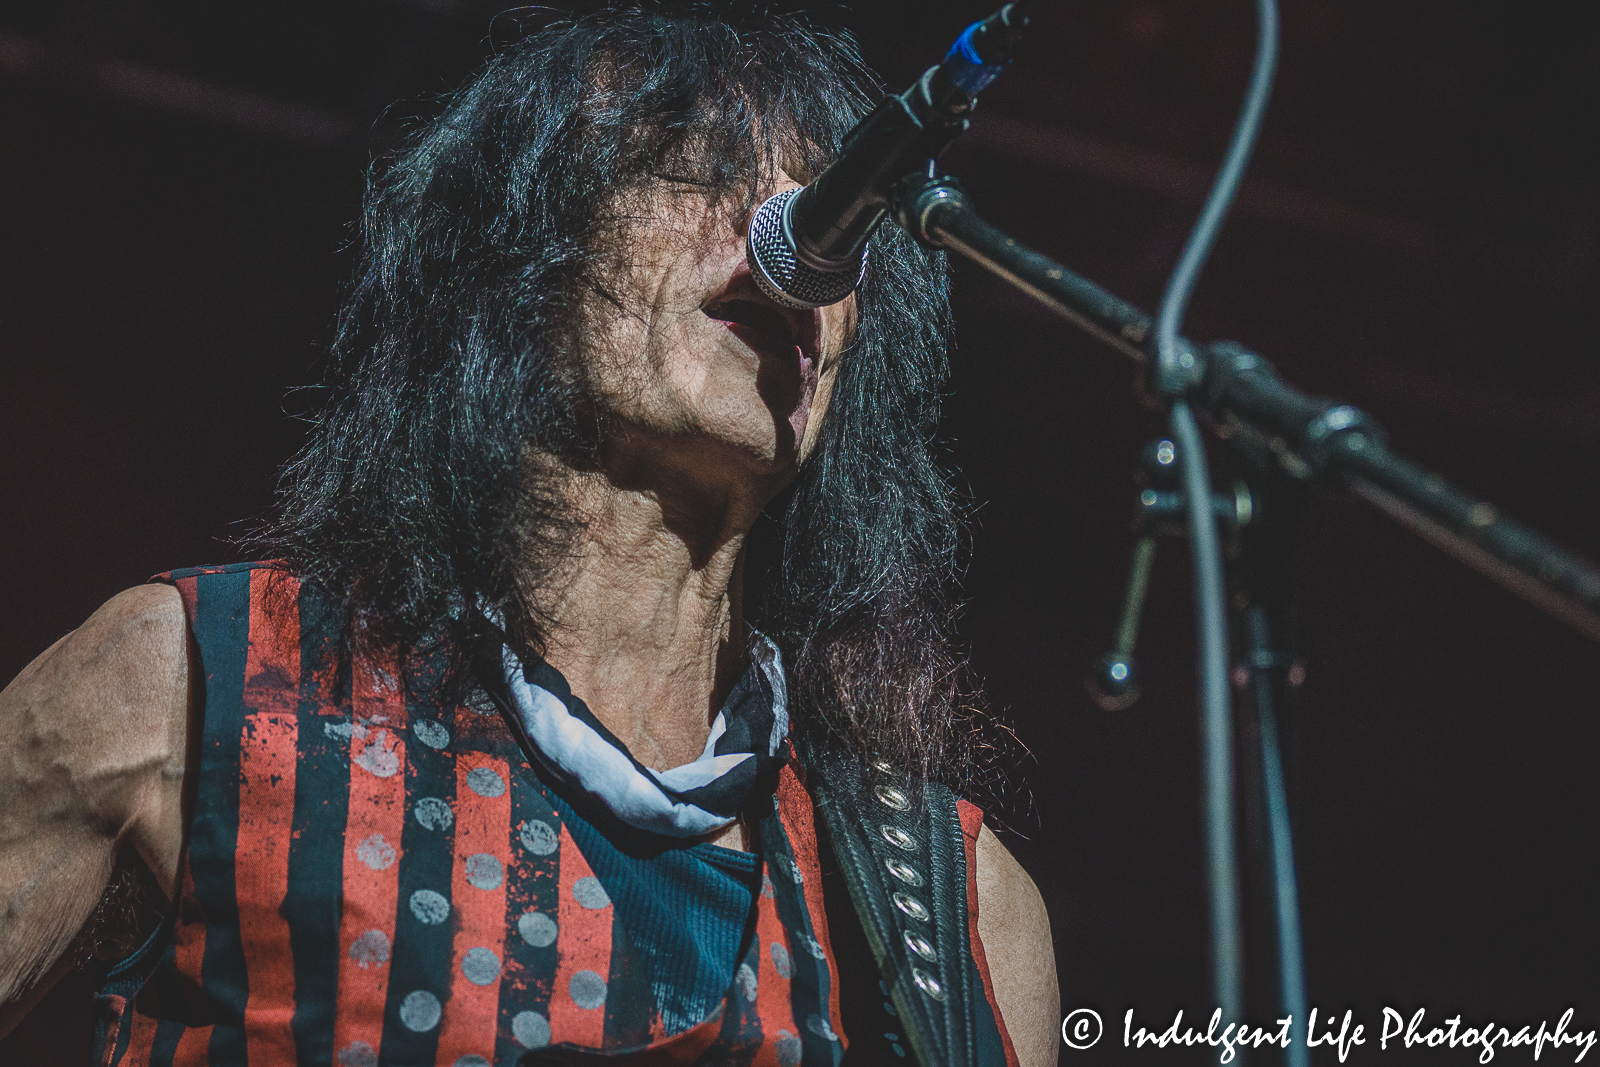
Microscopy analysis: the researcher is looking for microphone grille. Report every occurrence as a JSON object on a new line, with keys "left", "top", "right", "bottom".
{"left": 746, "top": 189, "right": 866, "bottom": 311}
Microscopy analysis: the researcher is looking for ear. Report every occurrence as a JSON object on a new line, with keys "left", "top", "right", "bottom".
{"left": 797, "top": 293, "right": 856, "bottom": 462}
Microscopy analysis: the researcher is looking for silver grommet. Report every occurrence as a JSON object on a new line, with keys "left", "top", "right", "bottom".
{"left": 903, "top": 930, "right": 937, "bottom": 963}
{"left": 884, "top": 858, "right": 923, "bottom": 887}
{"left": 874, "top": 784, "right": 910, "bottom": 811}
{"left": 880, "top": 825, "right": 916, "bottom": 851}
{"left": 892, "top": 892, "right": 929, "bottom": 922}
{"left": 912, "top": 967, "right": 946, "bottom": 1001}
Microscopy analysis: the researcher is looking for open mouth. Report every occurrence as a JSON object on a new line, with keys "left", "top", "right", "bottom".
{"left": 702, "top": 297, "right": 802, "bottom": 353}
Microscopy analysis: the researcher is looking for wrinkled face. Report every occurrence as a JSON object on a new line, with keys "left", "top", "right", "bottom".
{"left": 583, "top": 172, "right": 855, "bottom": 506}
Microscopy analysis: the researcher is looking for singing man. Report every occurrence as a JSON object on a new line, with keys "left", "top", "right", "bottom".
{"left": 0, "top": 9, "right": 1057, "bottom": 1065}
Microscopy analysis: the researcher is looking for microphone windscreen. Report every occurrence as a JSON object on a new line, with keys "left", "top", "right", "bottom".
{"left": 746, "top": 189, "right": 867, "bottom": 310}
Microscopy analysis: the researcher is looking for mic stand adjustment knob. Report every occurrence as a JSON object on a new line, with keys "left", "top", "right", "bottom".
{"left": 1086, "top": 438, "right": 1253, "bottom": 711}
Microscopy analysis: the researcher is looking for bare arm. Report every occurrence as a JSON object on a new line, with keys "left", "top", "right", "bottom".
{"left": 0, "top": 584, "right": 194, "bottom": 1040}
{"left": 976, "top": 825, "right": 1060, "bottom": 1067}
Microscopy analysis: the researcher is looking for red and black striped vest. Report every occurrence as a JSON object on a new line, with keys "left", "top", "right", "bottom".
{"left": 93, "top": 562, "right": 1018, "bottom": 1067}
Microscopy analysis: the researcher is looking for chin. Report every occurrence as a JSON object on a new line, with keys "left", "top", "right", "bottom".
{"left": 694, "top": 383, "right": 813, "bottom": 472}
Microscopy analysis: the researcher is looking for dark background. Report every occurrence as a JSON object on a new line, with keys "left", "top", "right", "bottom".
{"left": 3, "top": 1, "right": 1597, "bottom": 1063}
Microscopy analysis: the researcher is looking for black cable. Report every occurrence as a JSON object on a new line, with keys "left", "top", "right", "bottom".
{"left": 1249, "top": 608, "right": 1311, "bottom": 1067}
{"left": 1151, "top": 0, "right": 1281, "bottom": 1029}
{"left": 1169, "top": 399, "right": 1245, "bottom": 1022}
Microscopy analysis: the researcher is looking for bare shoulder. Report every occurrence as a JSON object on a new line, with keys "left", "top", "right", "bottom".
{"left": 4, "top": 582, "right": 195, "bottom": 877}
{"left": 2, "top": 583, "right": 192, "bottom": 794}
{"left": 0, "top": 584, "right": 194, "bottom": 1032}
{"left": 975, "top": 824, "right": 1059, "bottom": 1067}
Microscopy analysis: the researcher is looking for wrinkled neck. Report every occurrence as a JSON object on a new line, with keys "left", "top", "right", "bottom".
{"left": 523, "top": 463, "right": 755, "bottom": 774}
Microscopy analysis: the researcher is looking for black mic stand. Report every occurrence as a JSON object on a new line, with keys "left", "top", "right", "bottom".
{"left": 890, "top": 171, "right": 1600, "bottom": 642}
{"left": 1086, "top": 432, "right": 1312, "bottom": 1066}
{"left": 1227, "top": 431, "right": 1312, "bottom": 1067}
{"left": 883, "top": 165, "right": 1600, "bottom": 1054}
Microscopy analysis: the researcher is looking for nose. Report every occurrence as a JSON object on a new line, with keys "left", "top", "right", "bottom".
{"left": 738, "top": 173, "right": 806, "bottom": 238}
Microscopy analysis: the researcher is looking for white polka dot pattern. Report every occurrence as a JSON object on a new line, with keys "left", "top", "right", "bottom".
{"left": 770, "top": 941, "right": 793, "bottom": 979}
{"left": 399, "top": 989, "right": 440, "bottom": 1032}
{"left": 518, "top": 910, "right": 557, "bottom": 948}
{"left": 569, "top": 969, "right": 607, "bottom": 1010}
{"left": 464, "top": 852, "right": 503, "bottom": 891}
{"left": 461, "top": 946, "right": 500, "bottom": 986}
{"left": 412, "top": 719, "right": 450, "bottom": 750}
{"left": 337, "top": 1040, "right": 376, "bottom": 1067}
{"left": 414, "top": 797, "right": 452, "bottom": 831}
{"left": 513, "top": 1010, "right": 552, "bottom": 1049}
{"left": 348, "top": 929, "right": 390, "bottom": 968}
{"left": 572, "top": 876, "right": 610, "bottom": 909}
{"left": 355, "top": 833, "right": 395, "bottom": 871}
{"left": 519, "top": 818, "right": 558, "bottom": 855}
{"left": 408, "top": 889, "right": 449, "bottom": 925}
{"left": 465, "top": 766, "right": 505, "bottom": 797}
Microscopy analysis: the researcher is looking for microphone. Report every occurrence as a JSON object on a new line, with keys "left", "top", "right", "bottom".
{"left": 746, "top": 4, "right": 1031, "bottom": 310}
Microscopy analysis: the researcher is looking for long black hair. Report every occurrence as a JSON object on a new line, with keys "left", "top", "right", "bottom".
{"left": 266, "top": 7, "right": 975, "bottom": 781}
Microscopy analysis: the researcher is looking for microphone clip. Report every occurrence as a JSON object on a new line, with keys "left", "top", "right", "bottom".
{"left": 1087, "top": 437, "right": 1254, "bottom": 711}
